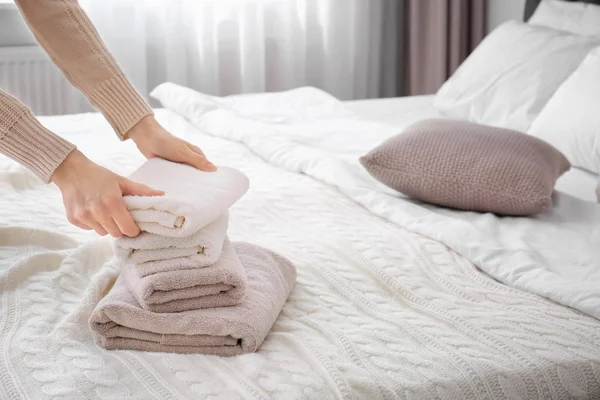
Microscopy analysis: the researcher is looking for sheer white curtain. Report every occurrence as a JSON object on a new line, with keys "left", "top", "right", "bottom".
{"left": 84, "top": 0, "right": 399, "bottom": 102}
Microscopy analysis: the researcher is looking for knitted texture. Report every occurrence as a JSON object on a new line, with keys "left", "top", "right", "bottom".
{"left": 597, "top": 181, "right": 600, "bottom": 203}
{"left": 0, "top": 110, "right": 599, "bottom": 398}
{"left": 15, "top": 0, "right": 153, "bottom": 137}
{"left": 0, "top": 90, "right": 76, "bottom": 182}
{"left": 360, "top": 119, "right": 571, "bottom": 216}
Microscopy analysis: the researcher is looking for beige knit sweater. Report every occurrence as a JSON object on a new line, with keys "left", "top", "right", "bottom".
{"left": 0, "top": 0, "right": 153, "bottom": 183}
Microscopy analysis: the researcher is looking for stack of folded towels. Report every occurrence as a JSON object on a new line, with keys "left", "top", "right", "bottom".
{"left": 89, "top": 158, "right": 297, "bottom": 356}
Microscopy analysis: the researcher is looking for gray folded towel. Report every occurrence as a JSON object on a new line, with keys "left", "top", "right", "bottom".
{"left": 90, "top": 242, "right": 297, "bottom": 356}
{"left": 124, "top": 238, "right": 248, "bottom": 313}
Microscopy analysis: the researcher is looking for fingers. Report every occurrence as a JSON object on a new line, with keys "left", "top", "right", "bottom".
{"left": 91, "top": 193, "right": 141, "bottom": 238}
{"left": 88, "top": 221, "right": 109, "bottom": 237}
{"left": 189, "top": 144, "right": 206, "bottom": 158}
{"left": 82, "top": 180, "right": 162, "bottom": 238}
{"left": 99, "top": 217, "right": 122, "bottom": 238}
{"left": 94, "top": 188, "right": 147, "bottom": 238}
{"left": 67, "top": 209, "right": 107, "bottom": 236}
{"left": 183, "top": 145, "right": 217, "bottom": 172}
{"left": 70, "top": 220, "right": 93, "bottom": 231}
{"left": 58, "top": 158, "right": 150, "bottom": 238}
{"left": 91, "top": 202, "right": 123, "bottom": 238}
{"left": 111, "top": 199, "right": 141, "bottom": 238}
{"left": 141, "top": 130, "right": 217, "bottom": 172}
{"left": 68, "top": 193, "right": 140, "bottom": 238}
{"left": 120, "top": 178, "right": 164, "bottom": 197}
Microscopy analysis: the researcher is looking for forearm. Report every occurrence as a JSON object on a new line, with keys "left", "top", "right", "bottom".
{"left": 0, "top": 90, "right": 75, "bottom": 182}
{"left": 14, "top": 0, "right": 152, "bottom": 138}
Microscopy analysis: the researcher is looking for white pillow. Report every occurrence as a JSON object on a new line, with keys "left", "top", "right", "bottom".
{"left": 529, "top": 47, "right": 600, "bottom": 174}
{"left": 529, "top": 0, "right": 600, "bottom": 37}
{"left": 434, "top": 20, "right": 600, "bottom": 132}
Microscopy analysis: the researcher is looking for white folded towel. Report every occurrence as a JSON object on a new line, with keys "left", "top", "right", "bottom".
{"left": 123, "top": 158, "right": 249, "bottom": 237}
{"left": 114, "top": 213, "right": 228, "bottom": 272}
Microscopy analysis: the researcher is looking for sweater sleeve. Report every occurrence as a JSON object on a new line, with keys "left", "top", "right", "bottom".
{"left": 14, "top": 0, "right": 153, "bottom": 138}
{"left": 0, "top": 89, "right": 76, "bottom": 183}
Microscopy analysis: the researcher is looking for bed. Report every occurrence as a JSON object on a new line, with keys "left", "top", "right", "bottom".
{"left": 0, "top": 93, "right": 598, "bottom": 399}
{"left": 2, "top": 1, "right": 600, "bottom": 399}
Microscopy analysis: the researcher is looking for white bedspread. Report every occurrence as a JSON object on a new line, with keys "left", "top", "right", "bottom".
{"left": 153, "top": 83, "right": 600, "bottom": 320}
{"left": 1, "top": 94, "right": 600, "bottom": 399}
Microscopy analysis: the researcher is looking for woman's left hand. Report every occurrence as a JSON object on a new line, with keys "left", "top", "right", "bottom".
{"left": 127, "top": 115, "right": 217, "bottom": 172}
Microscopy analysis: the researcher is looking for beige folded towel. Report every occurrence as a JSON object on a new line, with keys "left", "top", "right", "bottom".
{"left": 90, "top": 242, "right": 296, "bottom": 356}
{"left": 124, "top": 238, "right": 247, "bottom": 313}
{"left": 114, "top": 213, "right": 228, "bottom": 273}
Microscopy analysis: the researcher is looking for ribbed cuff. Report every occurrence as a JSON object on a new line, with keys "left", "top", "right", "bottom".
{"left": 87, "top": 74, "right": 153, "bottom": 140}
{"left": 1, "top": 112, "right": 76, "bottom": 183}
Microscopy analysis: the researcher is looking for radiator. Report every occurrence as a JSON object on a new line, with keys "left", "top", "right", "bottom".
{"left": 0, "top": 46, "right": 92, "bottom": 115}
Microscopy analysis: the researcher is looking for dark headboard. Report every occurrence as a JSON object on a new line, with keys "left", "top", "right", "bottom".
{"left": 525, "top": 0, "right": 600, "bottom": 21}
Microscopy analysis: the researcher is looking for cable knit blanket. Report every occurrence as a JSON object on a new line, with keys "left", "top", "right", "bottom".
{"left": 1, "top": 108, "right": 600, "bottom": 399}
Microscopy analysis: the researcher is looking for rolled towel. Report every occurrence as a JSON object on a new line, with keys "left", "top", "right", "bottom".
{"left": 114, "top": 213, "right": 228, "bottom": 271}
{"left": 90, "top": 242, "right": 297, "bottom": 356}
{"left": 124, "top": 238, "right": 248, "bottom": 313}
{"left": 123, "top": 158, "right": 249, "bottom": 237}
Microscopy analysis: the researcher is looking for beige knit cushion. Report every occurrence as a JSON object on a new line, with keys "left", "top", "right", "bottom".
{"left": 359, "top": 119, "right": 571, "bottom": 216}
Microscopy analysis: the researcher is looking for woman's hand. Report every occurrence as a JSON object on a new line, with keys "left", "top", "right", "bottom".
{"left": 52, "top": 116, "right": 213, "bottom": 237}
{"left": 126, "top": 115, "right": 216, "bottom": 172}
{"left": 51, "top": 150, "right": 164, "bottom": 238}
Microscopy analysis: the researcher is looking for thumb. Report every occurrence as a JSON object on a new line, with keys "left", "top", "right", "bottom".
{"left": 119, "top": 178, "right": 165, "bottom": 197}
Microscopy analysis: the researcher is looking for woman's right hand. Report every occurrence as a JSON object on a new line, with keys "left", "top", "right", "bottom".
{"left": 51, "top": 150, "right": 164, "bottom": 238}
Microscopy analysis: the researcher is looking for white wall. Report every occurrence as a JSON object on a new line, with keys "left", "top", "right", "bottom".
{"left": 487, "top": 0, "right": 527, "bottom": 31}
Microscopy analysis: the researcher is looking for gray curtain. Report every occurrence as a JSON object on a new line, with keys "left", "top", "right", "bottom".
{"left": 400, "top": 0, "right": 487, "bottom": 96}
